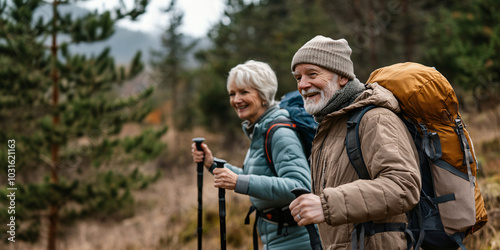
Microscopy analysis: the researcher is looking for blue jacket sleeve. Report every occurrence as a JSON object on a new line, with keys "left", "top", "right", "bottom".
{"left": 223, "top": 162, "right": 244, "bottom": 175}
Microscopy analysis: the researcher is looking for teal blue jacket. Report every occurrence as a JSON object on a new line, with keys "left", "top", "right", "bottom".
{"left": 223, "top": 105, "right": 312, "bottom": 249}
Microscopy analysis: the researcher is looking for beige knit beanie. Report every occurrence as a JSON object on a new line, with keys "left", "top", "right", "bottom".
{"left": 291, "top": 35, "right": 355, "bottom": 80}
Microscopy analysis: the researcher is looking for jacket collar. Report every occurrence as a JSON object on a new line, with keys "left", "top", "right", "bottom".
{"left": 242, "top": 104, "right": 280, "bottom": 138}
{"left": 313, "top": 78, "right": 365, "bottom": 123}
{"left": 319, "top": 82, "right": 401, "bottom": 126}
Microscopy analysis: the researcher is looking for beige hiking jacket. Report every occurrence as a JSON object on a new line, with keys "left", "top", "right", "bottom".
{"left": 311, "top": 83, "right": 421, "bottom": 249}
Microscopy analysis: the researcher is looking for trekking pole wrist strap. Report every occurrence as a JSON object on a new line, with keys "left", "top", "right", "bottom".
{"left": 209, "top": 162, "right": 218, "bottom": 173}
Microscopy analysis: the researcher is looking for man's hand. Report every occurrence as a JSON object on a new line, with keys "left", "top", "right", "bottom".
{"left": 289, "top": 194, "right": 325, "bottom": 226}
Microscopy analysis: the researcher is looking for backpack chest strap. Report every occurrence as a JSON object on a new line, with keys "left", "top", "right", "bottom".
{"left": 351, "top": 221, "right": 413, "bottom": 250}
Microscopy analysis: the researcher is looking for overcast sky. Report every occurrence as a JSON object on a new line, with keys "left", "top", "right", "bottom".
{"left": 77, "top": 0, "right": 225, "bottom": 37}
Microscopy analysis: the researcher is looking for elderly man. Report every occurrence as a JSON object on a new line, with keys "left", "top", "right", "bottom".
{"left": 289, "top": 35, "right": 421, "bottom": 249}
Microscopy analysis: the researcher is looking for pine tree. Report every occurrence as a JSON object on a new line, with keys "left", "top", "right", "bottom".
{"left": 0, "top": 1, "right": 166, "bottom": 249}
{"left": 150, "top": 0, "right": 197, "bottom": 135}
{"left": 318, "top": 0, "right": 430, "bottom": 80}
{"left": 195, "top": 0, "right": 332, "bottom": 136}
{"left": 422, "top": 0, "right": 500, "bottom": 111}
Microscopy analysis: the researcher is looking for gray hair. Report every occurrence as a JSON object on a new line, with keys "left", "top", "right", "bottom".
{"left": 227, "top": 60, "right": 277, "bottom": 107}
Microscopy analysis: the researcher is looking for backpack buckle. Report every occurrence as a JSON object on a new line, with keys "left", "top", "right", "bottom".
{"left": 347, "top": 121, "right": 357, "bottom": 129}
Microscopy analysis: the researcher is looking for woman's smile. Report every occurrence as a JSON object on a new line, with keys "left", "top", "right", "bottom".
{"left": 228, "top": 82, "right": 267, "bottom": 124}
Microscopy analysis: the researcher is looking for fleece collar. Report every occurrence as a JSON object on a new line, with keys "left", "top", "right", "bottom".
{"left": 313, "top": 78, "right": 365, "bottom": 123}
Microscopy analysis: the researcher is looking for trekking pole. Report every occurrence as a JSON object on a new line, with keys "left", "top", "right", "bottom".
{"left": 291, "top": 187, "right": 323, "bottom": 250}
{"left": 192, "top": 137, "right": 205, "bottom": 250}
{"left": 214, "top": 158, "right": 227, "bottom": 250}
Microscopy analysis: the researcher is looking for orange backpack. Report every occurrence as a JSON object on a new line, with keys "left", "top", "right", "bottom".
{"left": 347, "top": 62, "right": 487, "bottom": 249}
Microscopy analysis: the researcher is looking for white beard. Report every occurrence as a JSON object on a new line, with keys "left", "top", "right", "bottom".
{"left": 302, "top": 77, "right": 340, "bottom": 115}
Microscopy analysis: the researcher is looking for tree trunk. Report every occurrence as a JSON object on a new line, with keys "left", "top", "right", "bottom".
{"left": 402, "top": 0, "right": 413, "bottom": 61}
{"left": 48, "top": 1, "right": 60, "bottom": 249}
{"left": 368, "top": 0, "right": 377, "bottom": 69}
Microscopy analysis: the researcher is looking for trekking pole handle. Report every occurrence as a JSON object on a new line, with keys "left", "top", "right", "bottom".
{"left": 192, "top": 137, "right": 206, "bottom": 190}
{"left": 192, "top": 137, "right": 205, "bottom": 182}
{"left": 291, "top": 187, "right": 323, "bottom": 250}
{"left": 192, "top": 137, "right": 205, "bottom": 156}
{"left": 214, "top": 158, "right": 227, "bottom": 250}
{"left": 214, "top": 158, "right": 226, "bottom": 166}
{"left": 192, "top": 137, "right": 205, "bottom": 250}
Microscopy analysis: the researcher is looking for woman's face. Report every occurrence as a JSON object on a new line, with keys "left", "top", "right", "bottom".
{"left": 228, "top": 82, "right": 267, "bottom": 124}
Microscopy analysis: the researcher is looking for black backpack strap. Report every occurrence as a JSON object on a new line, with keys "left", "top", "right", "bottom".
{"left": 351, "top": 221, "right": 414, "bottom": 250}
{"left": 452, "top": 232, "right": 467, "bottom": 250}
{"left": 413, "top": 202, "right": 425, "bottom": 249}
{"left": 345, "top": 105, "right": 378, "bottom": 180}
{"left": 346, "top": 105, "right": 414, "bottom": 250}
{"left": 245, "top": 206, "right": 259, "bottom": 250}
{"left": 264, "top": 117, "right": 296, "bottom": 176}
{"left": 245, "top": 205, "right": 297, "bottom": 250}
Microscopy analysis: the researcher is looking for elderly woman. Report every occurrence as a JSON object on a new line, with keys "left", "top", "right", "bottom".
{"left": 192, "top": 60, "right": 312, "bottom": 249}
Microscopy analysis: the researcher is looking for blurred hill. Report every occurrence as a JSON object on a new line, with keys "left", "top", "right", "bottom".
{"left": 34, "top": 3, "right": 204, "bottom": 66}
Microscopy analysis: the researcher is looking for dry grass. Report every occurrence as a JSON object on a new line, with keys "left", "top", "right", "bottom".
{"left": 465, "top": 177, "right": 500, "bottom": 249}
{"left": 1, "top": 126, "right": 255, "bottom": 250}
{"left": 462, "top": 105, "right": 500, "bottom": 250}
{"left": 2, "top": 105, "right": 500, "bottom": 250}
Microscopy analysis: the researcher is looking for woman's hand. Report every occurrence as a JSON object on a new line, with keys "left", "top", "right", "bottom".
{"left": 289, "top": 194, "right": 325, "bottom": 226}
{"left": 213, "top": 167, "right": 238, "bottom": 190}
{"left": 191, "top": 143, "right": 214, "bottom": 169}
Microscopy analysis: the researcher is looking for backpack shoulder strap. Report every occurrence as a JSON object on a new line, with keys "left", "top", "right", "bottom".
{"left": 265, "top": 117, "right": 296, "bottom": 176}
{"left": 346, "top": 105, "right": 416, "bottom": 250}
{"left": 345, "top": 105, "right": 378, "bottom": 180}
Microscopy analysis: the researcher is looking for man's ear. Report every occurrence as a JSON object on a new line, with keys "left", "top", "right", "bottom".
{"left": 338, "top": 76, "right": 349, "bottom": 87}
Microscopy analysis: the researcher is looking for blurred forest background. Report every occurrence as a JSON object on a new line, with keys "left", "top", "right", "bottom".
{"left": 0, "top": 0, "right": 499, "bottom": 249}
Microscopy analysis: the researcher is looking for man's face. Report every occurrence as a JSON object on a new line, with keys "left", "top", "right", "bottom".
{"left": 292, "top": 64, "right": 340, "bottom": 115}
